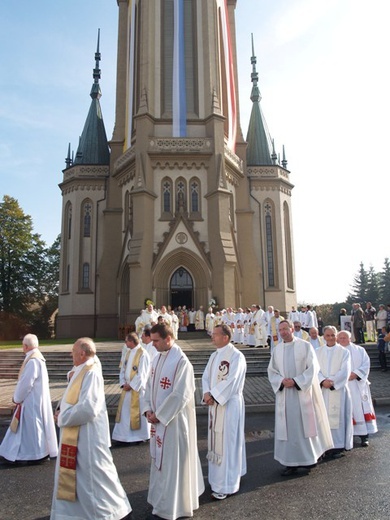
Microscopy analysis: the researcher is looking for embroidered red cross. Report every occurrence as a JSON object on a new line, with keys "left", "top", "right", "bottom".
{"left": 160, "top": 377, "right": 171, "bottom": 389}
{"left": 150, "top": 425, "right": 156, "bottom": 437}
{"left": 60, "top": 444, "right": 77, "bottom": 470}
{"left": 156, "top": 436, "right": 162, "bottom": 448}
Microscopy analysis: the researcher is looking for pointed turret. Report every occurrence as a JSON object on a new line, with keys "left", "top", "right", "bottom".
{"left": 246, "top": 35, "right": 273, "bottom": 166}
{"left": 282, "top": 145, "right": 288, "bottom": 169}
{"left": 73, "top": 29, "right": 110, "bottom": 166}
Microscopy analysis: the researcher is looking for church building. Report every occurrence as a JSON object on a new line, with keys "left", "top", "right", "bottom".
{"left": 57, "top": 0, "right": 296, "bottom": 339}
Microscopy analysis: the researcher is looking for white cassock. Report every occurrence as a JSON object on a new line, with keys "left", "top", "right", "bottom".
{"left": 195, "top": 309, "right": 205, "bottom": 330}
{"left": 51, "top": 359, "right": 131, "bottom": 520}
{"left": 142, "top": 344, "right": 204, "bottom": 520}
{"left": 233, "top": 312, "right": 245, "bottom": 343}
{"left": 0, "top": 349, "right": 58, "bottom": 462}
{"left": 205, "top": 312, "right": 214, "bottom": 335}
{"left": 252, "top": 309, "right": 266, "bottom": 347}
{"left": 268, "top": 338, "right": 333, "bottom": 466}
{"left": 141, "top": 309, "right": 159, "bottom": 327}
{"left": 112, "top": 345, "right": 151, "bottom": 442}
{"left": 160, "top": 312, "right": 173, "bottom": 326}
{"left": 309, "top": 336, "right": 325, "bottom": 350}
{"left": 316, "top": 344, "right": 353, "bottom": 450}
{"left": 345, "top": 342, "right": 378, "bottom": 436}
{"left": 202, "top": 343, "right": 247, "bottom": 495}
{"left": 170, "top": 313, "right": 179, "bottom": 339}
{"left": 143, "top": 341, "right": 158, "bottom": 363}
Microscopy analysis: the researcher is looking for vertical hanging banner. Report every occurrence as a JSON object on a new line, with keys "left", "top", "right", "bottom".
{"left": 172, "top": 0, "right": 187, "bottom": 137}
{"left": 216, "top": 0, "right": 237, "bottom": 152}
{"left": 126, "top": 0, "right": 137, "bottom": 149}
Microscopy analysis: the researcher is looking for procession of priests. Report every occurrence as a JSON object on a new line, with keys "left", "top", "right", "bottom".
{"left": 0, "top": 300, "right": 381, "bottom": 518}
{"left": 0, "top": 334, "right": 58, "bottom": 463}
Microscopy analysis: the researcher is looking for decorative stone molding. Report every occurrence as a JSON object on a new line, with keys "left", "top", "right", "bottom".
{"left": 113, "top": 147, "right": 136, "bottom": 176}
{"left": 63, "top": 165, "right": 109, "bottom": 180}
{"left": 149, "top": 137, "right": 212, "bottom": 152}
{"left": 247, "top": 166, "right": 289, "bottom": 180}
{"left": 250, "top": 184, "right": 292, "bottom": 196}
{"left": 151, "top": 160, "right": 208, "bottom": 171}
{"left": 61, "top": 184, "right": 105, "bottom": 196}
{"left": 117, "top": 169, "right": 136, "bottom": 187}
{"left": 224, "top": 144, "right": 243, "bottom": 172}
{"left": 175, "top": 232, "right": 188, "bottom": 244}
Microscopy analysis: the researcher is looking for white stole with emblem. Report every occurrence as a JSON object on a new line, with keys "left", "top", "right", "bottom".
{"left": 150, "top": 346, "right": 183, "bottom": 469}
{"left": 206, "top": 344, "right": 234, "bottom": 465}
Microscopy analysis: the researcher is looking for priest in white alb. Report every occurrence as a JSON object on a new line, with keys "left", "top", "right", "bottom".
{"left": 316, "top": 326, "right": 353, "bottom": 457}
{"left": 112, "top": 332, "right": 150, "bottom": 444}
{"left": 143, "top": 323, "right": 204, "bottom": 520}
{"left": 337, "top": 330, "right": 377, "bottom": 447}
{"left": 0, "top": 333, "right": 58, "bottom": 463}
{"left": 50, "top": 337, "right": 131, "bottom": 520}
{"left": 202, "top": 324, "right": 247, "bottom": 500}
{"left": 268, "top": 321, "right": 333, "bottom": 476}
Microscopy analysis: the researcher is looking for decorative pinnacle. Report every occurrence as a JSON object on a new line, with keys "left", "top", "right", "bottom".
{"left": 90, "top": 29, "right": 102, "bottom": 99}
{"left": 250, "top": 33, "right": 261, "bottom": 103}
{"left": 271, "top": 138, "right": 277, "bottom": 164}
{"left": 282, "top": 145, "right": 288, "bottom": 169}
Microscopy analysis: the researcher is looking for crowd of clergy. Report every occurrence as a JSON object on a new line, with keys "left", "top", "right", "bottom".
{"left": 0, "top": 300, "right": 381, "bottom": 520}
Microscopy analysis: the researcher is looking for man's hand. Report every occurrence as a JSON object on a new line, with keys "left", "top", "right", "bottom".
{"left": 145, "top": 410, "right": 159, "bottom": 424}
{"left": 282, "top": 378, "right": 296, "bottom": 388}
{"left": 203, "top": 392, "right": 215, "bottom": 406}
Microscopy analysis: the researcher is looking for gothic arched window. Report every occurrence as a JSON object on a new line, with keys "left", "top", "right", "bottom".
{"left": 175, "top": 177, "right": 187, "bottom": 214}
{"left": 161, "top": 178, "right": 173, "bottom": 219}
{"left": 189, "top": 178, "right": 201, "bottom": 218}
{"left": 82, "top": 201, "right": 92, "bottom": 238}
{"left": 82, "top": 263, "right": 90, "bottom": 289}
{"left": 284, "top": 201, "right": 294, "bottom": 289}
{"left": 265, "top": 201, "right": 275, "bottom": 287}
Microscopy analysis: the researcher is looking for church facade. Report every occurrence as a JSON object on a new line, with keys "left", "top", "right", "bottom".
{"left": 57, "top": 0, "right": 297, "bottom": 339}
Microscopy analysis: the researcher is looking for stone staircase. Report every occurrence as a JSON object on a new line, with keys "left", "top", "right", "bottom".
{"left": 0, "top": 343, "right": 382, "bottom": 380}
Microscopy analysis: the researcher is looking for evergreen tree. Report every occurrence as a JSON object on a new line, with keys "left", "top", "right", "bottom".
{"left": 379, "top": 258, "right": 390, "bottom": 304}
{"left": 347, "top": 262, "right": 369, "bottom": 303}
{"left": 366, "top": 264, "right": 380, "bottom": 306}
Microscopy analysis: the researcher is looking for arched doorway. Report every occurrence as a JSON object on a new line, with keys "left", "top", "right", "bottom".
{"left": 170, "top": 267, "right": 193, "bottom": 309}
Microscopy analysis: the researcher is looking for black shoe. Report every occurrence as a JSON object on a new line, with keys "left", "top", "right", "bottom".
{"left": 280, "top": 466, "right": 298, "bottom": 476}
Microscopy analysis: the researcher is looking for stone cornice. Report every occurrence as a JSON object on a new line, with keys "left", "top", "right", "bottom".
{"left": 62, "top": 165, "right": 109, "bottom": 181}
{"left": 247, "top": 165, "right": 290, "bottom": 180}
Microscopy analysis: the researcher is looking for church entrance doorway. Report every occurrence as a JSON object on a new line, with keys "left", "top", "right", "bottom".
{"left": 170, "top": 267, "right": 193, "bottom": 309}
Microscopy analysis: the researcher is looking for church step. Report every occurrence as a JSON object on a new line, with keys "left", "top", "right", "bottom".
{"left": 0, "top": 344, "right": 383, "bottom": 380}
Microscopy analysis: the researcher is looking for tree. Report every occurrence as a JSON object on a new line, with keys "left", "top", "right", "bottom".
{"left": 365, "top": 265, "right": 380, "bottom": 306}
{"left": 0, "top": 196, "right": 60, "bottom": 339}
{"left": 379, "top": 258, "right": 390, "bottom": 305}
{"left": 347, "top": 262, "right": 369, "bottom": 304}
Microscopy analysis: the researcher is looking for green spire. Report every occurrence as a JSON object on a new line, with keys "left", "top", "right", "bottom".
{"left": 246, "top": 35, "right": 273, "bottom": 166}
{"left": 73, "top": 29, "right": 110, "bottom": 166}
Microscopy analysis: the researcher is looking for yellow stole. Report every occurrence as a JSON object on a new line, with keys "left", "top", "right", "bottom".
{"left": 115, "top": 346, "right": 143, "bottom": 430}
{"left": 10, "top": 350, "right": 45, "bottom": 433}
{"left": 57, "top": 363, "right": 94, "bottom": 502}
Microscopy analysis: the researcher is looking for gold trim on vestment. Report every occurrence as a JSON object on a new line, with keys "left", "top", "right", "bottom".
{"left": 57, "top": 364, "right": 94, "bottom": 502}
{"left": 115, "top": 347, "right": 143, "bottom": 430}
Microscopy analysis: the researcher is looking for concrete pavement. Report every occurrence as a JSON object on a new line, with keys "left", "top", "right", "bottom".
{"left": 0, "top": 338, "right": 389, "bottom": 417}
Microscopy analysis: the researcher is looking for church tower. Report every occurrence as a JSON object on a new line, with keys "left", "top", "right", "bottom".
{"left": 246, "top": 35, "right": 296, "bottom": 312}
{"left": 57, "top": 31, "right": 111, "bottom": 338}
{"left": 57, "top": 1, "right": 296, "bottom": 338}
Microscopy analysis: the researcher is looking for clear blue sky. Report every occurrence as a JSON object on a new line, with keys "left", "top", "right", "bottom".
{"left": 1, "top": 0, "right": 389, "bottom": 304}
